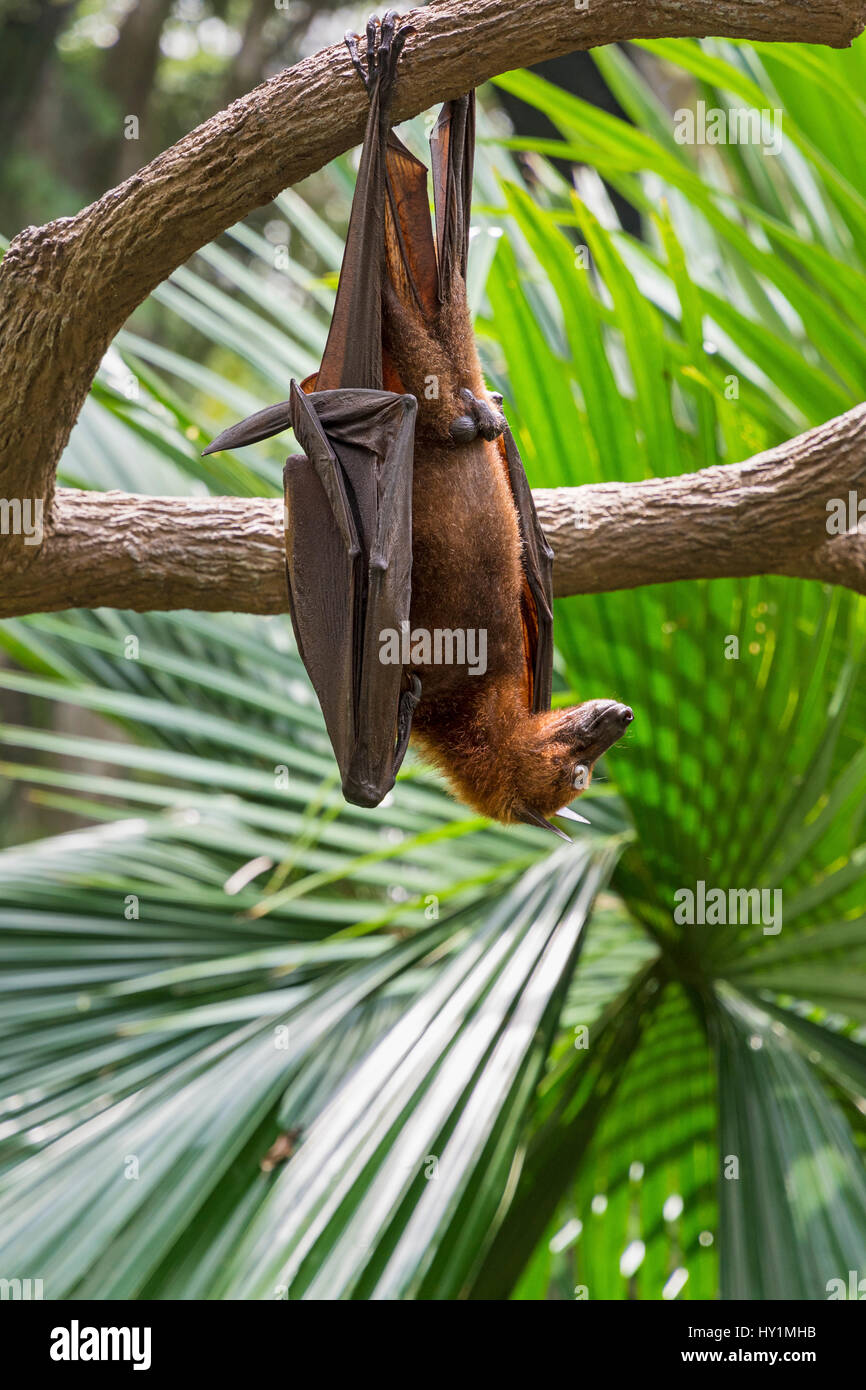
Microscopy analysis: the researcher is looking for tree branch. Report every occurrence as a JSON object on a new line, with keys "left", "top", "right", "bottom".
{"left": 539, "top": 403, "right": 866, "bottom": 597}
{"left": 2, "top": 404, "right": 864, "bottom": 619}
{"left": 1, "top": 0, "right": 864, "bottom": 520}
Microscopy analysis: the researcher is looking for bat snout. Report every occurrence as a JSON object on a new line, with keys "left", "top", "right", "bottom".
{"left": 561, "top": 698, "right": 634, "bottom": 762}
{"left": 611, "top": 702, "right": 634, "bottom": 728}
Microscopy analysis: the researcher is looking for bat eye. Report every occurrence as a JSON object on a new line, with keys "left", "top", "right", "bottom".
{"left": 490, "top": 392, "right": 504, "bottom": 408}
{"left": 572, "top": 764, "right": 590, "bottom": 790}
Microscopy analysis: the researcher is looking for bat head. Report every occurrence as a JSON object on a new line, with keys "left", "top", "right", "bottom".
{"left": 512, "top": 699, "right": 634, "bottom": 837}
{"left": 417, "top": 693, "right": 633, "bottom": 837}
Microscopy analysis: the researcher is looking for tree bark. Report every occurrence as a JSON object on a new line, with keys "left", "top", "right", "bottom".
{"left": 537, "top": 403, "right": 866, "bottom": 597}
{"left": 1, "top": 0, "right": 865, "bottom": 519}
{"left": 2, "top": 404, "right": 863, "bottom": 619}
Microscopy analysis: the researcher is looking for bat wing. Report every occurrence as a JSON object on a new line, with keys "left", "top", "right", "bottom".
{"left": 284, "top": 135, "right": 438, "bottom": 403}
{"left": 284, "top": 26, "right": 424, "bottom": 805}
{"left": 286, "top": 380, "right": 419, "bottom": 807}
{"left": 316, "top": 27, "right": 439, "bottom": 390}
{"left": 430, "top": 93, "right": 475, "bottom": 305}
{"left": 383, "top": 132, "right": 439, "bottom": 324}
{"left": 498, "top": 425, "right": 555, "bottom": 714}
{"left": 201, "top": 400, "right": 293, "bottom": 456}
{"left": 204, "top": 19, "right": 424, "bottom": 809}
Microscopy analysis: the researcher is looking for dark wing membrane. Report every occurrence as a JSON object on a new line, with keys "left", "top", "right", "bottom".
{"left": 206, "top": 24, "right": 425, "bottom": 808}
{"left": 286, "top": 380, "right": 418, "bottom": 807}
{"left": 202, "top": 81, "right": 402, "bottom": 447}
{"left": 384, "top": 132, "right": 439, "bottom": 322}
{"left": 430, "top": 93, "right": 475, "bottom": 306}
{"left": 497, "top": 425, "right": 555, "bottom": 714}
{"left": 314, "top": 42, "right": 410, "bottom": 393}
{"left": 319, "top": 20, "right": 439, "bottom": 394}
{"left": 202, "top": 400, "right": 293, "bottom": 456}
{"left": 379, "top": 132, "right": 440, "bottom": 396}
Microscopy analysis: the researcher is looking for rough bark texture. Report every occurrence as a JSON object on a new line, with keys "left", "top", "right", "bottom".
{"left": 2, "top": 404, "right": 864, "bottom": 618}
{"left": 1, "top": 0, "right": 865, "bottom": 521}
{"left": 538, "top": 403, "right": 866, "bottom": 596}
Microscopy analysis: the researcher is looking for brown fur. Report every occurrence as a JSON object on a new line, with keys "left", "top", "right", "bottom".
{"left": 384, "top": 271, "right": 605, "bottom": 823}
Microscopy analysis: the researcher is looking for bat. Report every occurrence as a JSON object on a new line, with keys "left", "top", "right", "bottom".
{"left": 204, "top": 11, "right": 633, "bottom": 838}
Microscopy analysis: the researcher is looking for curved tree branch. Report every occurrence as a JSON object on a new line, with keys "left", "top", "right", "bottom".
{"left": 1, "top": 404, "right": 864, "bottom": 619}
{"left": 1, "top": 0, "right": 865, "bottom": 520}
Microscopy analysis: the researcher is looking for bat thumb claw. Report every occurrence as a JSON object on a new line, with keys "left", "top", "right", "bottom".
{"left": 517, "top": 806, "right": 573, "bottom": 842}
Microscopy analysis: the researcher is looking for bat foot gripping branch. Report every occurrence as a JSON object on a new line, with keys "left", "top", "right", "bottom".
{"left": 345, "top": 10, "right": 415, "bottom": 99}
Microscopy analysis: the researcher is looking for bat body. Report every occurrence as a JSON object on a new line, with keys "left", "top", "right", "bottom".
{"left": 205, "top": 13, "right": 632, "bottom": 836}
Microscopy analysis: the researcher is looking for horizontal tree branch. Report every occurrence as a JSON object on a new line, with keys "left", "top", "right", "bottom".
{"left": 539, "top": 402, "right": 866, "bottom": 597}
{"left": 2, "top": 404, "right": 864, "bottom": 619}
{"left": 1, "top": 0, "right": 864, "bottom": 521}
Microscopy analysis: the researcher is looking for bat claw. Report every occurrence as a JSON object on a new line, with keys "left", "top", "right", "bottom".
{"left": 345, "top": 31, "right": 370, "bottom": 92}
{"left": 346, "top": 12, "right": 414, "bottom": 97}
{"left": 448, "top": 390, "right": 507, "bottom": 445}
{"left": 517, "top": 806, "right": 573, "bottom": 842}
{"left": 380, "top": 9, "right": 398, "bottom": 46}
{"left": 366, "top": 15, "right": 379, "bottom": 81}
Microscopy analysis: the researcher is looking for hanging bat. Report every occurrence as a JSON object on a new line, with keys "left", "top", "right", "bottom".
{"left": 204, "top": 11, "right": 633, "bottom": 839}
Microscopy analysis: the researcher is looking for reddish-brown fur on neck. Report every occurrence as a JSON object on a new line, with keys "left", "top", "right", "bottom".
{"left": 413, "top": 686, "right": 586, "bottom": 823}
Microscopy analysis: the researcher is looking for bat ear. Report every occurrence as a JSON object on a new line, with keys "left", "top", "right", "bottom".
{"left": 517, "top": 806, "right": 572, "bottom": 843}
